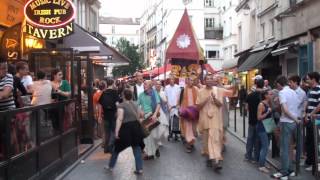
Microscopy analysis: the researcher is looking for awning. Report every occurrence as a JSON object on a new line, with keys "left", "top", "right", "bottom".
{"left": 222, "top": 57, "right": 239, "bottom": 70}
{"left": 271, "top": 47, "right": 289, "bottom": 56}
{"left": 62, "top": 24, "right": 129, "bottom": 66}
{"left": 150, "top": 64, "right": 172, "bottom": 77}
{"left": 238, "top": 49, "right": 273, "bottom": 72}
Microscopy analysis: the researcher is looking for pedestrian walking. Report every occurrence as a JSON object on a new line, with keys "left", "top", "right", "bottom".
{"left": 133, "top": 72, "right": 144, "bottom": 101}
{"left": 165, "top": 76, "right": 181, "bottom": 140}
{"left": 196, "top": 74, "right": 227, "bottom": 170}
{"left": 256, "top": 90, "right": 273, "bottom": 173}
{"left": 155, "top": 81, "right": 169, "bottom": 146}
{"left": 138, "top": 80, "right": 161, "bottom": 160}
{"left": 271, "top": 76, "right": 300, "bottom": 179}
{"left": 179, "top": 77, "right": 198, "bottom": 153}
{"left": 99, "top": 79, "right": 120, "bottom": 153}
{"left": 106, "top": 89, "right": 145, "bottom": 175}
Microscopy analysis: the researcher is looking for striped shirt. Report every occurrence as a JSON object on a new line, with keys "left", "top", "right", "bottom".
{"left": 0, "top": 74, "right": 15, "bottom": 111}
{"left": 306, "top": 85, "right": 320, "bottom": 116}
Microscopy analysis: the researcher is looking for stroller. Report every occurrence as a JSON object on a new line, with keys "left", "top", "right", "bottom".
{"left": 168, "top": 106, "right": 180, "bottom": 141}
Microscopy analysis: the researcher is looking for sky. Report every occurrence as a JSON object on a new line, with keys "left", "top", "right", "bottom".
{"left": 100, "top": 0, "right": 146, "bottom": 18}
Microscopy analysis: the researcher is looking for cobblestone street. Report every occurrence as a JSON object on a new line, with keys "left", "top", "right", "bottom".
{"left": 63, "top": 133, "right": 275, "bottom": 180}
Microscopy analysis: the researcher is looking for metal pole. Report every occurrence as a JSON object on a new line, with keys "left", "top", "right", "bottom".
{"left": 234, "top": 99, "right": 237, "bottom": 132}
{"left": 243, "top": 103, "right": 246, "bottom": 138}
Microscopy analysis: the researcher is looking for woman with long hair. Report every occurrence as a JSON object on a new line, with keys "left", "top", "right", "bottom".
{"left": 256, "top": 90, "right": 273, "bottom": 173}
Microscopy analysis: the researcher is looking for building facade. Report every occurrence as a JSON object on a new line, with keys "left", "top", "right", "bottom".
{"left": 99, "top": 17, "right": 140, "bottom": 47}
{"left": 140, "top": 0, "right": 224, "bottom": 70}
{"left": 73, "top": 0, "right": 101, "bottom": 33}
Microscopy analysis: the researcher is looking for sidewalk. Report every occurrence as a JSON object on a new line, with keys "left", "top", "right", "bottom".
{"left": 61, "top": 133, "right": 275, "bottom": 180}
{"left": 227, "top": 108, "right": 315, "bottom": 179}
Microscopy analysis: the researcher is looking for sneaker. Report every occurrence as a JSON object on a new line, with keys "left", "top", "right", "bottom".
{"left": 215, "top": 161, "right": 223, "bottom": 170}
{"left": 206, "top": 159, "right": 212, "bottom": 167}
{"left": 133, "top": 170, "right": 143, "bottom": 175}
{"left": 104, "top": 166, "right": 113, "bottom": 172}
{"left": 289, "top": 171, "right": 296, "bottom": 177}
{"left": 258, "top": 167, "right": 270, "bottom": 173}
{"left": 305, "top": 166, "right": 312, "bottom": 171}
{"left": 271, "top": 172, "right": 288, "bottom": 180}
{"left": 155, "top": 149, "right": 160, "bottom": 158}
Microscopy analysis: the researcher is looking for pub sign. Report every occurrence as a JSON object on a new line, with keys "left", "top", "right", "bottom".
{"left": 24, "top": 0, "right": 76, "bottom": 39}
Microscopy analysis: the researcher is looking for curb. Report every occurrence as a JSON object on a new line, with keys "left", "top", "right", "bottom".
{"left": 55, "top": 141, "right": 103, "bottom": 180}
{"left": 227, "top": 129, "right": 280, "bottom": 170}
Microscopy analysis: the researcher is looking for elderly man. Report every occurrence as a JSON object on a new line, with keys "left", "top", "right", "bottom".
{"left": 133, "top": 72, "right": 145, "bottom": 101}
{"left": 138, "top": 80, "right": 161, "bottom": 160}
{"left": 197, "top": 74, "right": 232, "bottom": 170}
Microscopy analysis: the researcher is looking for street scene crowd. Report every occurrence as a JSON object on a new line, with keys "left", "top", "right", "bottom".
{"left": 1, "top": 59, "right": 320, "bottom": 180}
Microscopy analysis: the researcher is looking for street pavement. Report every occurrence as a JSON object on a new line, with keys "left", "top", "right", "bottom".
{"left": 63, "top": 133, "right": 278, "bottom": 180}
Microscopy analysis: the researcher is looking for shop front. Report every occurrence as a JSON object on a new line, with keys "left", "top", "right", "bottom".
{"left": 237, "top": 42, "right": 281, "bottom": 90}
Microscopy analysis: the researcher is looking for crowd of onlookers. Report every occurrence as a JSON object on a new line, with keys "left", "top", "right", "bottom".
{"left": 0, "top": 60, "right": 72, "bottom": 160}
{"left": 243, "top": 73, "right": 320, "bottom": 179}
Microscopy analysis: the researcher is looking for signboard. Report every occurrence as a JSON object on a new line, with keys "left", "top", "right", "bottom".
{"left": 0, "top": 0, "right": 25, "bottom": 27}
{"left": 24, "top": 0, "right": 76, "bottom": 39}
{"left": 0, "top": 24, "right": 21, "bottom": 61}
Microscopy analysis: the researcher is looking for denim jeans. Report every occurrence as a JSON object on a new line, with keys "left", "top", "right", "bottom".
{"left": 258, "top": 131, "right": 269, "bottom": 167}
{"left": 280, "top": 122, "right": 296, "bottom": 175}
{"left": 295, "top": 123, "right": 303, "bottom": 165}
{"left": 245, "top": 124, "right": 260, "bottom": 162}
{"left": 109, "top": 146, "right": 143, "bottom": 171}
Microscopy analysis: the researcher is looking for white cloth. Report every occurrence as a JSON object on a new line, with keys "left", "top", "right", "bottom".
{"left": 136, "top": 84, "right": 144, "bottom": 98}
{"left": 295, "top": 86, "right": 307, "bottom": 118}
{"left": 164, "top": 84, "right": 181, "bottom": 107}
{"left": 21, "top": 75, "right": 33, "bottom": 89}
{"left": 279, "top": 86, "right": 299, "bottom": 123}
{"left": 31, "top": 80, "right": 52, "bottom": 105}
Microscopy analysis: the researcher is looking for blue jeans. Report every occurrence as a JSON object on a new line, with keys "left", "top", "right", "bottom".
{"left": 245, "top": 125, "right": 260, "bottom": 162}
{"left": 258, "top": 131, "right": 269, "bottom": 167}
{"left": 295, "top": 123, "right": 303, "bottom": 165}
{"left": 280, "top": 122, "right": 296, "bottom": 175}
{"left": 109, "top": 146, "right": 143, "bottom": 171}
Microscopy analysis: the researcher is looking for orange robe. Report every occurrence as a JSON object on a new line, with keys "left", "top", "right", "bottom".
{"left": 180, "top": 86, "right": 198, "bottom": 144}
{"left": 197, "top": 86, "right": 225, "bottom": 160}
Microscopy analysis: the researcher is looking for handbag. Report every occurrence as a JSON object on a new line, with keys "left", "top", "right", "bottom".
{"left": 262, "top": 117, "right": 277, "bottom": 133}
{"left": 127, "top": 102, "right": 149, "bottom": 138}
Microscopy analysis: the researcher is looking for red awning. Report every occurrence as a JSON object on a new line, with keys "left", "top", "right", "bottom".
{"left": 204, "top": 64, "right": 216, "bottom": 74}
{"left": 151, "top": 64, "right": 172, "bottom": 76}
{"left": 165, "top": 9, "right": 204, "bottom": 64}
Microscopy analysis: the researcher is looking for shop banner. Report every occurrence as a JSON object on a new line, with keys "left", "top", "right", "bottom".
{"left": 0, "top": 0, "right": 25, "bottom": 27}
{"left": 24, "top": 0, "right": 76, "bottom": 39}
{"left": 0, "top": 24, "right": 21, "bottom": 61}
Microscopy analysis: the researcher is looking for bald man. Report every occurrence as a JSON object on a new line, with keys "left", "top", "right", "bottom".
{"left": 138, "top": 80, "right": 161, "bottom": 159}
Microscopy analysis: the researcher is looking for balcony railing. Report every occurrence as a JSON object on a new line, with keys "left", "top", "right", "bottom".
{"left": 205, "top": 28, "right": 223, "bottom": 40}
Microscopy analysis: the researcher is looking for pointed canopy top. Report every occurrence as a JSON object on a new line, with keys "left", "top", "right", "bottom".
{"left": 165, "top": 9, "right": 204, "bottom": 64}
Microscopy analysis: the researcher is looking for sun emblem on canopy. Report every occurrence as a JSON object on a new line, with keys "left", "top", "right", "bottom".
{"left": 176, "top": 34, "right": 191, "bottom": 49}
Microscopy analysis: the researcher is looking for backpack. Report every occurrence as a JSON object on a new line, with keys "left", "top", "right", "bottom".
{"left": 99, "top": 89, "right": 118, "bottom": 111}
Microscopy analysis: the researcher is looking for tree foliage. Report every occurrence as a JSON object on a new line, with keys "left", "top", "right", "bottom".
{"left": 112, "top": 38, "right": 144, "bottom": 77}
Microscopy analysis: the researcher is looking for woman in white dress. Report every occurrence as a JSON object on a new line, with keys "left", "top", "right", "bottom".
{"left": 155, "top": 81, "right": 169, "bottom": 146}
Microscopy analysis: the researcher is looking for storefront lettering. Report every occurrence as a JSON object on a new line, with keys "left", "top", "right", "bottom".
{"left": 5, "top": 39, "right": 19, "bottom": 60}
{"left": 24, "top": 0, "right": 75, "bottom": 39}
{"left": 25, "top": 22, "right": 73, "bottom": 39}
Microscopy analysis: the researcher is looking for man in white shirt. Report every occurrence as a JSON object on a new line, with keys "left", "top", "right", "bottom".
{"left": 16, "top": 61, "right": 33, "bottom": 93}
{"left": 272, "top": 76, "right": 300, "bottom": 179}
{"left": 164, "top": 76, "right": 181, "bottom": 110}
{"left": 133, "top": 72, "right": 144, "bottom": 101}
